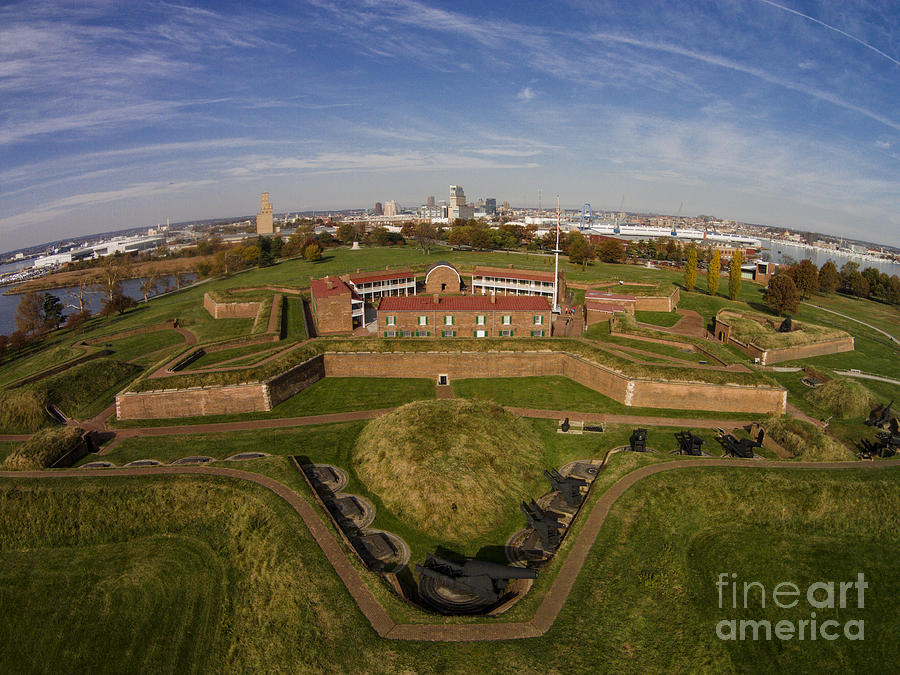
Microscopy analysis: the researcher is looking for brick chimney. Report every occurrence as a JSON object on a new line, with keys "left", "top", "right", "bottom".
{"left": 433, "top": 294, "right": 440, "bottom": 304}
{"left": 490, "top": 292, "right": 496, "bottom": 304}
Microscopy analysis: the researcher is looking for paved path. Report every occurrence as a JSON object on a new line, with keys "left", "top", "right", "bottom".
{"left": 2, "top": 458, "right": 896, "bottom": 642}
{"left": 835, "top": 370, "right": 900, "bottom": 387}
{"left": 506, "top": 407, "right": 751, "bottom": 430}
{"left": 802, "top": 301, "right": 900, "bottom": 346}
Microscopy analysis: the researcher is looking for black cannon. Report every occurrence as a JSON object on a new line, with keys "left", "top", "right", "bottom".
{"left": 717, "top": 433, "right": 760, "bottom": 458}
{"left": 630, "top": 428, "right": 648, "bottom": 452}
{"left": 674, "top": 430, "right": 704, "bottom": 456}
{"left": 521, "top": 499, "right": 562, "bottom": 550}
{"left": 778, "top": 316, "right": 792, "bottom": 333}
{"left": 867, "top": 401, "right": 893, "bottom": 427}
{"left": 544, "top": 469, "right": 588, "bottom": 508}
{"left": 415, "top": 554, "right": 537, "bottom": 603}
{"left": 561, "top": 417, "right": 570, "bottom": 433}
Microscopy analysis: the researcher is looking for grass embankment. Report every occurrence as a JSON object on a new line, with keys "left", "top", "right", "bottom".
{"left": 353, "top": 400, "right": 543, "bottom": 543}
{"left": 806, "top": 377, "right": 874, "bottom": 420}
{"left": 101, "top": 329, "right": 185, "bottom": 362}
{"left": 762, "top": 416, "right": 856, "bottom": 461}
{"left": 0, "top": 358, "right": 141, "bottom": 433}
{"left": 2, "top": 462, "right": 896, "bottom": 671}
{"left": 113, "top": 377, "right": 435, "bottom": 428}
{"left": 724, "top": 312, "right": 848, "bottom": 349}
{"left": 3, "top": 427, "right": 84, "bottom": 470}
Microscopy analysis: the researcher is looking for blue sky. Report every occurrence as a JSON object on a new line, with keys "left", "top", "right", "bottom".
{"left": 1, "top": 0, "right": 898, "bottom": 251}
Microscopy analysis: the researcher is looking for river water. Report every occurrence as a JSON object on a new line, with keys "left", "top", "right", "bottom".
{"left": 0, "top": 273, "right": 196, "bottom": 336}
{"left": 760, "top": 239, "right": 900, "bottom": 277}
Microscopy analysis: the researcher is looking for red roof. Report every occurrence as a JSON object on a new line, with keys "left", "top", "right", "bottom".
{"left": 473, "top": 266, "right": 555, "bottom": 283}
{"left": 310, "top": 276, "right": 353, "bottom": 299}
{"left": 378, "top": 295, "right": 550, "bottom": 312}
{"left": 349, "top": 268, "right": 415, "bottom": 284}
{"left": 585, "top": 290, "right": 636, "bottom": 302}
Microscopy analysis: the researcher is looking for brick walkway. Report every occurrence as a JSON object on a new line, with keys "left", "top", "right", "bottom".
{"left": 5, "top": 458, "right": 894, "bottom": 642}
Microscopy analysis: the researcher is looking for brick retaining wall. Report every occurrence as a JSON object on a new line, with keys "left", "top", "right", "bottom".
{"left": 203, "top": 292, "right": 261, "bottom": 319}
{"left": 116, "top": 349, "right": 786, "bottom": 419}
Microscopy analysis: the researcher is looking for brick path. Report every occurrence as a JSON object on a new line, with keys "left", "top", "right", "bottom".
{"left": 5, "top": 458, "right": 894, "bottom": 641}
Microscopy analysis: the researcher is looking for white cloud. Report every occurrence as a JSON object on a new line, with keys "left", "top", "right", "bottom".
{"left": 517, "top": 87, "right": 536, "bottom": 101}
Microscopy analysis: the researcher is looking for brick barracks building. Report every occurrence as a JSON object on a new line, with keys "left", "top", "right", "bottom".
{"left": 310, "top": 276, "right": 364, "bottom": 334}
{"left": 470, "top": 265, "right": 565, "bottom": 301}
{"left": 345, "top": 267, "right": 416, "bottom": 302}
{"left": 377, "top": 294, "right": 551, "bottom": 338}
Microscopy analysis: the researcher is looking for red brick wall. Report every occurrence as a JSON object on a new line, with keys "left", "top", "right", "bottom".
{"left": 311, "top": 293, "right": 352, "bottom": 334}
{"left": 425, "top": 266, "right": 461, "bottom": 293}
{"left": 203, "top": 293, "right": 260, "bottom": 319}
{"left": 378, "top": 305, "right": 551, "bottom": 337}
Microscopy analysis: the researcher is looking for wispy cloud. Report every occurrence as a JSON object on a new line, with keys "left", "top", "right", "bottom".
{"left": 517, "top": 87, "right": 536, "bottom": 102}
{"left": 757, "top": 0, "right": 900, "bottom": 67}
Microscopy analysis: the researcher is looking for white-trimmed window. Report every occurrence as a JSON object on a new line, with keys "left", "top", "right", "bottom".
{"left": 444, "top": 315, "right": 454, "bottom": 326}
{"left": 533, "top": 315, "right": 543, "bottom": 325}
{"left": 418, "top": 315, "right": 428, "bottom": 326}
{"left": 502, "top": 315, "right": 512, "bottom": 325}
{"left": 476, "top": 315, "right": 485, "bottom": 326}
{"left": 441, "top": 330, "right": 456, "bottom": 338}
{"left": 474, "top": 329, "right": 487, "bottom": 338}
{"left": 531, "top": 329, "right": 544, "bottom": 337}
{"left": 499, "top": 329, "right": 513, "bottom": 337}
{"left": 384, "top": 330, "right": 396, "bottom": 337}
{"left": 386, "top": 315, "right": 396, "bottom": 326}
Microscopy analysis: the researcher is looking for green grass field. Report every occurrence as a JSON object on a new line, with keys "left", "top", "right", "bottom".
{"left": 634, "top": 310, "right": 681, "bottom": 326}
{"left": 2, "top": 463, "right": 897, "bottom": 672}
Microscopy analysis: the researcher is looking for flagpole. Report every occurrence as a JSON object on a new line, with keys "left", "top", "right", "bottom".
{"left": 554, "top": 195, "right": 560, "bottom": 313}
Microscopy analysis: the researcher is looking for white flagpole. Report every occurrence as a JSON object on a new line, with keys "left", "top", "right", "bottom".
{"left": 554, "top": 195, "right": 560, "bottom": 313}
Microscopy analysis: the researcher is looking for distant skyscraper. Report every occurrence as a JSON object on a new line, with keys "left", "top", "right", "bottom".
{"left": 256, "top": 192, "right": 274, "bottom": 234}
{"left": 449, "top": 185, "right": 474, "bottom": 221}
{"left": 374, "top": 201, "right": 383, "bottom": 216}
{"left": 484, "top": 198, "right": 497, "bottom": 215}
{"left": 427, "top": 195, "right": 435, "bottom": 208}
{"left": 384, "top": 200, "right": 399, "bottom": 217}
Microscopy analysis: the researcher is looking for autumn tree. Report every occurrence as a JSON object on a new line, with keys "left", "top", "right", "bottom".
{"left": 684, "top": 243, "right": 698, "bottom": 291}
{"left": 567, "top": 232, "right": 595, "bottom": 269}
{"left": 707, "top": 249, "right": 721, "bottom": 296}
{"left": 303, "top": 243, "right": 323, "bottom": 262}
{"left": 728, "top": 250, "right": 743, "bottom": 300}
{"left": 818, "top": 260, "right": 839, "bottom": 294}
{"left": 596, "top": 238, "right": 625, "bottom": 263}
{"left": 763, "top": 273, "right": 799, "bottom": 315}
{"left": 14, "top": 291, "right": 46, "bottom": 336}
{"left": 788, "top": 259, "right": 819, "bottom": 299}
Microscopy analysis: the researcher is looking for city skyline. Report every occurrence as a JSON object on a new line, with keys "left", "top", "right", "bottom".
{"left": 2, "top": 1, "right": 899, "bottom": 251}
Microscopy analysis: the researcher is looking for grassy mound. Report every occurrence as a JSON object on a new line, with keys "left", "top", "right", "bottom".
{"left": 763, "top": 416, "right": 855, "bottom": 461}
{"left": 353, "top": 399, "right": 544, "bottom": 543}
{"left": 724, "top": 313, "right": 847, "bottom": 349}
{"left": 806, "top": 377, "right": 873, "bottom": 420}
{"left": 3, "top": 427, "right": 84, "bottom": 470}
{"left": 0, "top": 389, "right": 48, "bottom": 433}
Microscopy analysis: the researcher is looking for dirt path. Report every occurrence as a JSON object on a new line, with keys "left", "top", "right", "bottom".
{"left": 665, "top": 308, "right": 707, "bottom": 338}
{"left": 506, "top": 407, "right": 751, "bottom": 430}
{"left": 2, "top": 457, "right": 896, "bottom": 642}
